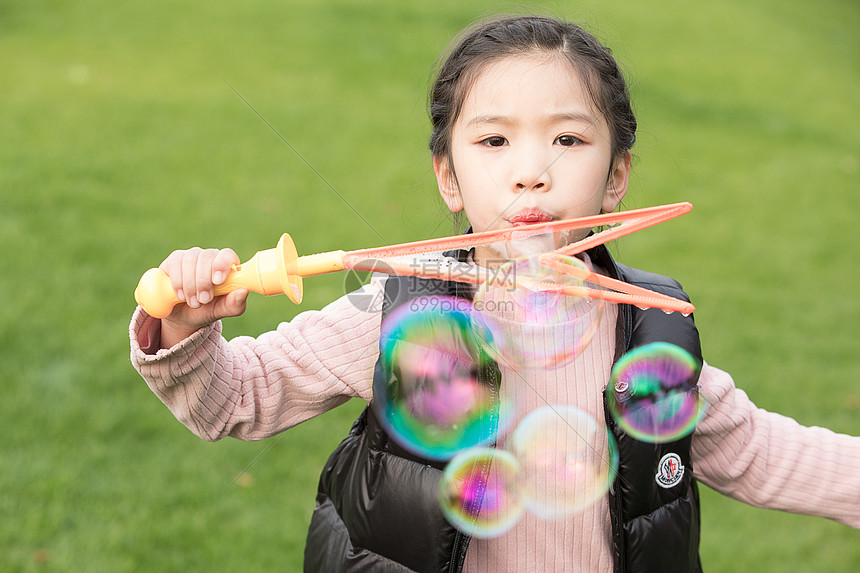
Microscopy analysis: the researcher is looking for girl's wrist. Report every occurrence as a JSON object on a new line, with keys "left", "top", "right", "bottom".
{"left": 159, "top": 317, "right": 207, "bottom": 349}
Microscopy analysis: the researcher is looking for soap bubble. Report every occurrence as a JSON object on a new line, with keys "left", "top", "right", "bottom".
{"left": 509, "top": 405, "right": 618, "bottom": 519}
{"left": 473, "top": 253, "right": 605, "bottom": 370}
{"left": 438, "top": 447, "right": 523, "bottom": 538}
{"left": 606, "top": 342, "right": 704, "bottom": 443}
{"left": 373, "top": 296, "right": 511, "bottom": 460}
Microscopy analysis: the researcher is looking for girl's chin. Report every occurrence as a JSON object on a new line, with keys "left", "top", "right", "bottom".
{"left": 473, "top": 230, "right": 584, "bottom": 267}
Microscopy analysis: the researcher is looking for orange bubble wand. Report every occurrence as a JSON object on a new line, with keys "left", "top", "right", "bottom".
{"left": 519, "top": 254, "right": 695, "bottom": 316}
{"left": 134, "top": 202, "right": 694, "bottom": 319}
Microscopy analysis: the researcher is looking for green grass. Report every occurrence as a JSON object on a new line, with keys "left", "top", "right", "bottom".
{"left": 1, "top": 0, "right": 858, "bottom": 570}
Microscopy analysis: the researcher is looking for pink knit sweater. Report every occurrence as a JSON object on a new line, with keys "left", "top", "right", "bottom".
{"left": 130, "top": 278, "right": 860, "bottom": 571}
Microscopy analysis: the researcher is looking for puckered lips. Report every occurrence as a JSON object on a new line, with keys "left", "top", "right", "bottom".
{"left": 508, "top": 208, "right": 554, "bottom": 227}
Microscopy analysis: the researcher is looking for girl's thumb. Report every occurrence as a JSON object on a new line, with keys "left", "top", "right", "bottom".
{"left": 222, "top": 289, "right": 249, "bottom": 318}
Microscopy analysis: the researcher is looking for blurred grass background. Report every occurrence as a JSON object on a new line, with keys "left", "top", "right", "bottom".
{"left": 1, "top": 0, "right": 858, "bottom": 570}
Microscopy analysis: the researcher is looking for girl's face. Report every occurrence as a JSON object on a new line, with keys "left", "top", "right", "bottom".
{"left": 434, "top": 53, "right": 630, "bottom": 266}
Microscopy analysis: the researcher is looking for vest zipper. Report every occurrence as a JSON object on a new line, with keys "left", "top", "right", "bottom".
{"left": 613, "top": 484, "right": 627, "bottom": 573}
{"left": 604, "top": 393, "right": 627, "bottom": 573}
{"left": 448, "top": 531, "right": 468, "bottom": 573}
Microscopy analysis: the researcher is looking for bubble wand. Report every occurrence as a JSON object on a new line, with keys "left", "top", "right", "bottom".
{"left": 514, "top": 254, "right": 695, "bottom": 316}
{"left": 134, "top": 202, "right": 693, "bottom": 319}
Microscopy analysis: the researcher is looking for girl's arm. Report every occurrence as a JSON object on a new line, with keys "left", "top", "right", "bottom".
{"left": 692, "top": 364, "right": 860, "bottom": 528}
{"left": 129, "top": 279, "right": 384, "bottom": 442}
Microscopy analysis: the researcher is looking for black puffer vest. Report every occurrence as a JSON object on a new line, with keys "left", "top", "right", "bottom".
{"left": 304, "top": 245, "right": 703, "bottom": 572}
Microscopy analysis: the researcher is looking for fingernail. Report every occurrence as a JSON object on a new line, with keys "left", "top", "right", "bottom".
{"left": 213, "top": 271, "right": 224, "bottom": 285}
{"left": 188, "top": 296, "right": 199, "bottom": 308}
{"left": 176, "top": 289, "right": 185, "bottom": 301}
{"left": 198, "top": 291, "right": 212, "bottom": 304}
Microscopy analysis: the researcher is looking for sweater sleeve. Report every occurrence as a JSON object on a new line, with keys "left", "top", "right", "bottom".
{"left": 129, "top": 280, "right": 384, "bottom": 442}
{"left": 692, "top": 363, "right": 860, "bottom": 528}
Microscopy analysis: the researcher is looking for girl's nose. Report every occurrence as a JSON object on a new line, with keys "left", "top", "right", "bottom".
{"left": 516, "top": 177, "right": 548, "bottom": 192}
{"left": 513, "top": 151, "right": 551, "bottom": 192}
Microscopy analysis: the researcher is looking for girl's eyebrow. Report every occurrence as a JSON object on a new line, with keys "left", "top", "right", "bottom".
{"left": 548, "top": 111, "right": 600, "bottom": 125}
{"left": 466, "top": 111, "right": 599, "bottom": 128}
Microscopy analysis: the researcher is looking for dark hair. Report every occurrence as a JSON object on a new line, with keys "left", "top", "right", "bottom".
{"left": 428, "top": 15, "right": 636, "bottom": 162}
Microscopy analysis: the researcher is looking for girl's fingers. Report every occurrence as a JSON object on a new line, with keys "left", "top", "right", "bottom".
{"left": 211, "top": 248, "right": 240, "bottom": 285}
{"left": 156, "top": 252, "right": 249, "bottom": 340}
{"left": 180, "top": 248, "right": 204, "bottom": 307}
{"left": 194, "top": 249, "right": 220, "bottom": 305}
{"left": 157, "top": 247, "right": 243, "bottom": 312}
{"left": 160, "top": 250, "right": 189, "bottom": 302}
{"left": 220, "top": 289, "right": 249, "bottom": 318}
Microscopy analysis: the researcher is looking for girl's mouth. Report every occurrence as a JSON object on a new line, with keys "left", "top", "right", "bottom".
{"left": 508, "top": 209, "right": 554, "bottom": 227}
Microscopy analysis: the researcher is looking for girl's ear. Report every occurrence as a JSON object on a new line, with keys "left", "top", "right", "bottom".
{"left": 433, "top": 155, "right": 464, "bottom": 213}
{"left": 602, "top": 151, "right": 631, "bottom": 213}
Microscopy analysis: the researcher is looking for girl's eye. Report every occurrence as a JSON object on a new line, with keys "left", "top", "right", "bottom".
{"left": 555, "top": 135, "right": 582, "bottom": 147}
{"left": 481, "top": 136, "right": 507, "bottom": 147}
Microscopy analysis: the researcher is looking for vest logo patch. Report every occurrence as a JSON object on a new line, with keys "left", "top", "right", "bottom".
{"left": 655, "top": 453, "right": 685, "bottom": 488}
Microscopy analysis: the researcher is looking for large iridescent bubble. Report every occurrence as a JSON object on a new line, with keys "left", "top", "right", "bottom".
{"left": 606, "top": 342, "right": 704, "bottom": 443}
{"left": 473, "top": 253, "right": 604, "bottom": 370}
{"left": 438, "top": 447, "right": 523, "bottom": 538}
{"left": 373, "top": 296, "right": 511, "bottom": 460}
{"left": 508, "top": 405, "right": 618, "bottom": 519}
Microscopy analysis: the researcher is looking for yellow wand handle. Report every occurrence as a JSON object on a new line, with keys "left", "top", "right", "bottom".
{"left": 133, "top": 234, "right": 346, "bottom": 319}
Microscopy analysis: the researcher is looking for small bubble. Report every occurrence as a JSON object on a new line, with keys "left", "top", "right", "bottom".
{"left": 438, "top": 447, "right": 523, "bottom": 538}
{"left": 373, "top": 296, "right": 512, "bottom": 460}
{"left": 473, "top": 254, "right": 604, "bottom": 370}
{"left": 509, "top": 405, "right": 618, "bottom": 519}
{"left": 606, "top": 342, "right": 704, "bottom": 443}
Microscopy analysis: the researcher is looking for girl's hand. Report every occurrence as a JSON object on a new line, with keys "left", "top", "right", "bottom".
{"left": 157, "top": 248, "right": 249, "bottom": 348}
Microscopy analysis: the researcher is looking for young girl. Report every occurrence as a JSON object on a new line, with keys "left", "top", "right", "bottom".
{"left": 130, "top": 15, "right": 860, "bottom": 572}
